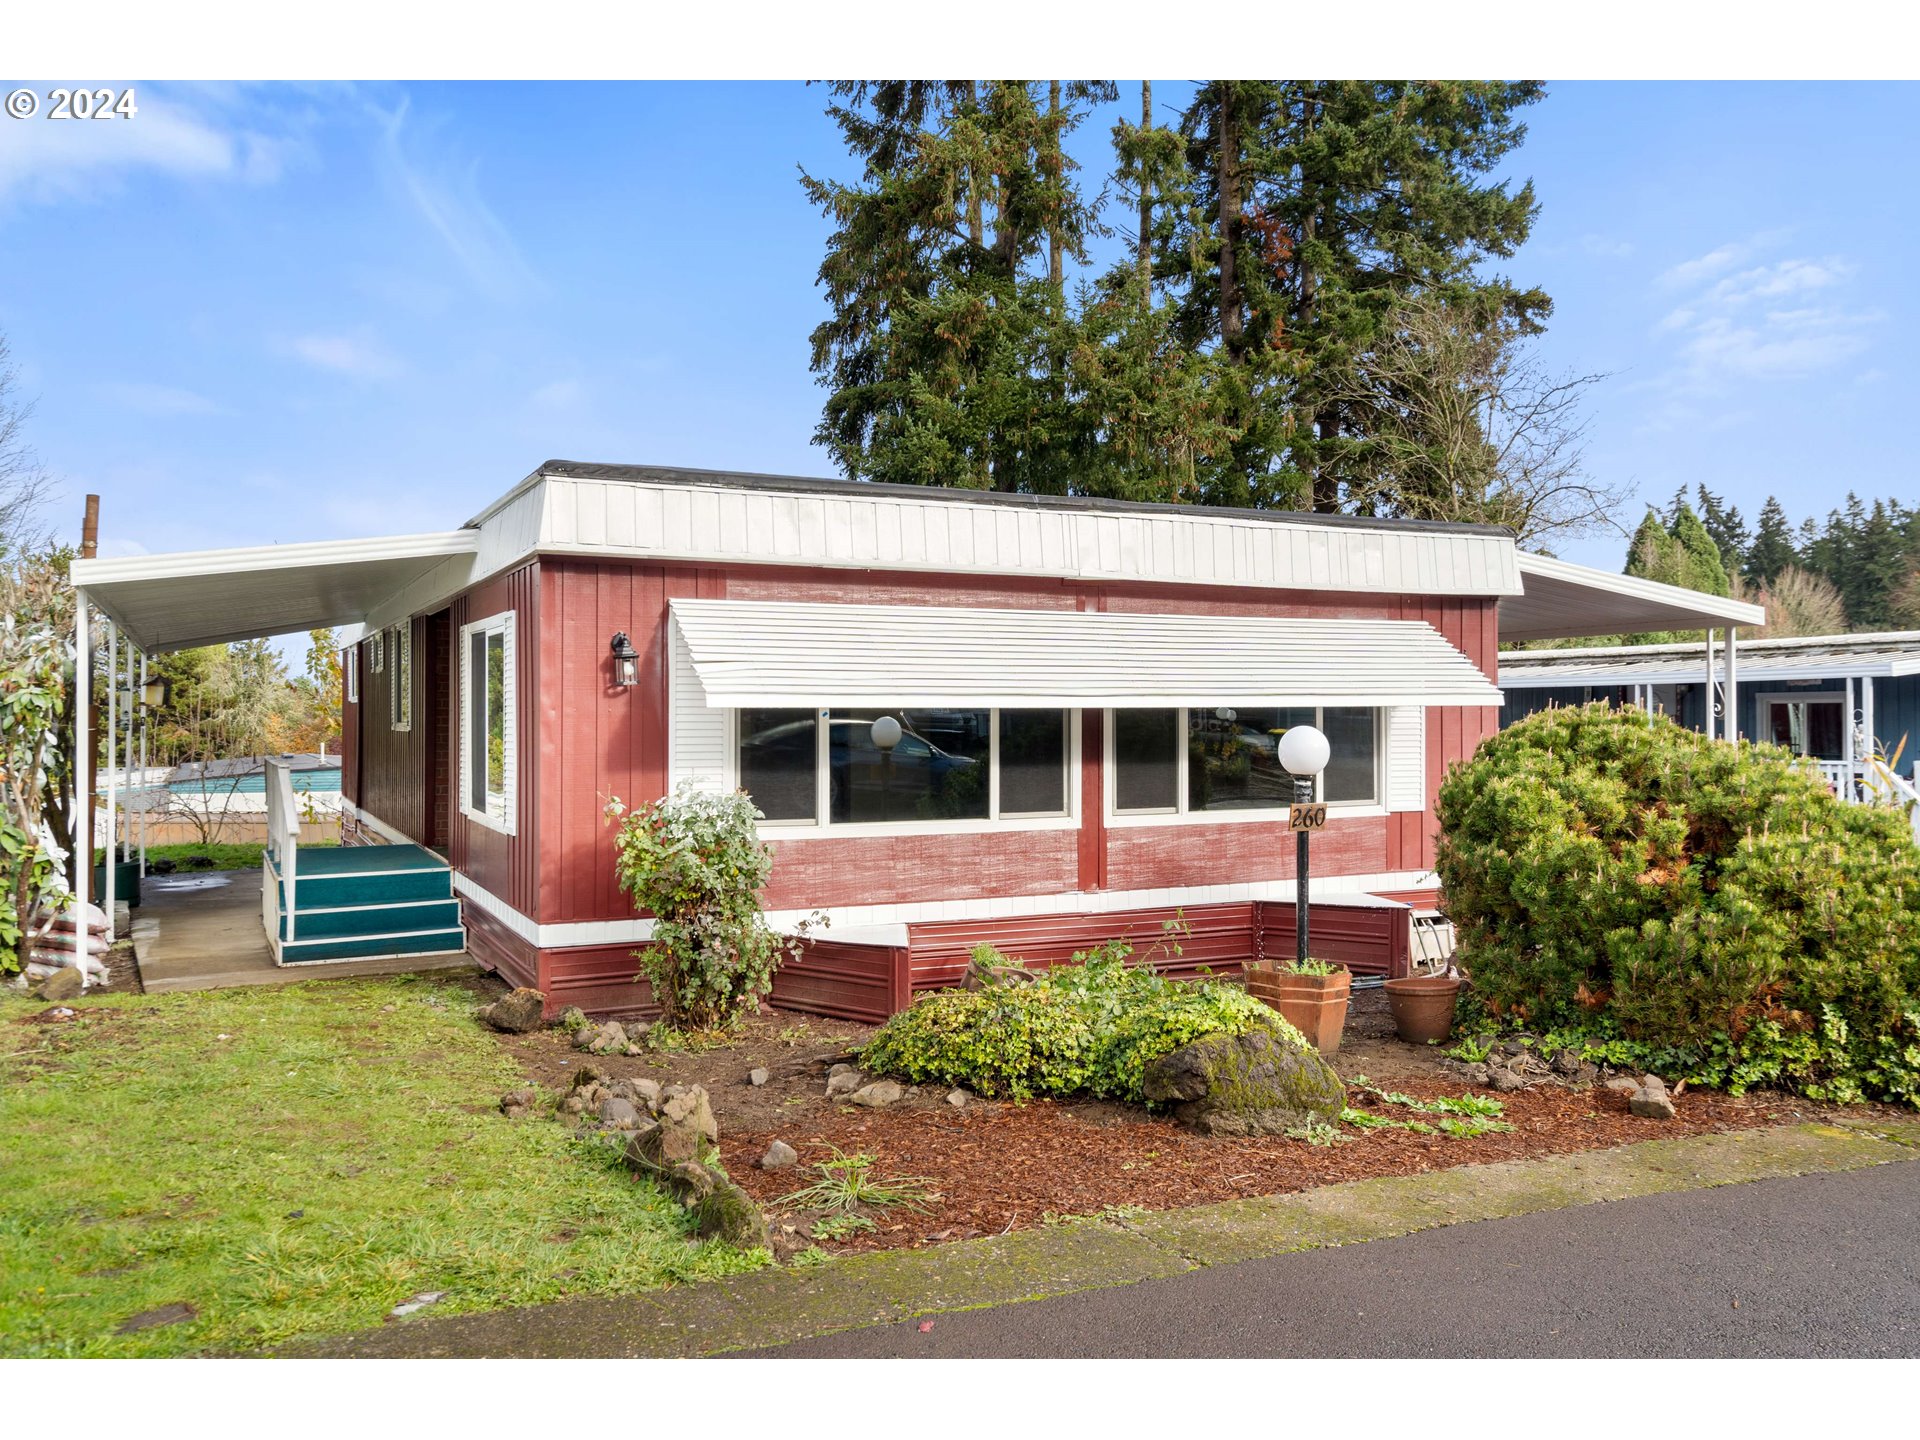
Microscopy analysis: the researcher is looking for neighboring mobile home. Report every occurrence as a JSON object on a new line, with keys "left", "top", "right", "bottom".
{"left": 72, "top": 462, "right": 1760, "bottom": 1020}
{"left": 1499, "top": 630, "right": 1920, "bottom": 803}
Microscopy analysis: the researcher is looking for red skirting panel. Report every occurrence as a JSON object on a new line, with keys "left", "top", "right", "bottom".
{"left": 1252, "top": 899, "right": 1412, "bottom": 979}
{"left": 769, "top": 939, "right": 907, "bottom": 1025}
{"left": 463, "top": 903, "right": 540, "bottom": 993}
{"left": 543, "top": 943, "right": 660, "bottom": 1024}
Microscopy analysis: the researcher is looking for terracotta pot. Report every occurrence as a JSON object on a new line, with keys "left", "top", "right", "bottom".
{"left": 1383, "top": 974, "right": 1463, "bottom": 1046}
{"left": 1244, "top": 960, "right": 1352, "bottom": 1053}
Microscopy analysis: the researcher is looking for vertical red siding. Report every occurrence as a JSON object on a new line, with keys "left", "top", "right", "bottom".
{"left": 354, "top": 614, "right": 438, "bottom": 844}
{"left": 450, "top": 563, "right": 541, "bottom": 919}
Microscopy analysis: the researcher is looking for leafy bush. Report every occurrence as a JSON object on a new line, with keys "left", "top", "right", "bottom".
{"left": 1436, "top": 703, "right": 1920, "bottom": 1104}
{"left": 607, "top": 782, "right": 801, "bottom": 1031}
{"left": 861, "top": 938, "right": 1303, "bottom": 1102}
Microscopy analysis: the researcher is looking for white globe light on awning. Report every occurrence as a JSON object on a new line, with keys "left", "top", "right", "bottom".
{"left": 1277, "top": 723, "right": 1329, "bottom": 777}
{"left": 870, "top": 714, "right": 903, "bottom": 751}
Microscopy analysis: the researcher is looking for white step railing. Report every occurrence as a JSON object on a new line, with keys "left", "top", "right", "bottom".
{"left": 264, "top": 757, "right": 301, "bottom": 946}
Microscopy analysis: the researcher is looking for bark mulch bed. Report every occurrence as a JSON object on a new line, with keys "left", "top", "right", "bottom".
{"left": 721, "top": 1079, "right": 1804, "bottom": 1257}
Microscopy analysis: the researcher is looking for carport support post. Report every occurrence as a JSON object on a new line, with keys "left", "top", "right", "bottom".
{"left": 139, "top": 652, "right": 149, "bottom": 877}
{"left": 1725, "top": 627, "right": 1738, "bottom": 742}
{"left": 1703, "top": 629, "right": 1716, "bottom": 742}
{"left": 72, "top": 594, "right": 90, "bottom": 967}
{"left": 104, "top": 624, "right": 117, "bottom": 943}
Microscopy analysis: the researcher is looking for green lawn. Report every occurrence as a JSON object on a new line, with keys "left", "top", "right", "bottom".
{"left": 118, "top": 840, "right": 340, "bottom": 874}
{"left": 0, "top": 973, "right": 766, "bottom": 1357}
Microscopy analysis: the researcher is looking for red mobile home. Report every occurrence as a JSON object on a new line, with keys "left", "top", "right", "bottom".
{"left": 73, "top": 462, "right": 1763, "bottom": 1019}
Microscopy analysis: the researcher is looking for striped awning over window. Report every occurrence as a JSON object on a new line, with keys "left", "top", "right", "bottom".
{"left": 668, "top": 599, "right": 1503, "bottom": 710}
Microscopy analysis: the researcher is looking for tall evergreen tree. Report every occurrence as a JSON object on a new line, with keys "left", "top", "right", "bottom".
{"left": 1670, "top": 500, "right": 1730, "bottom": 597}
{"left": 1746, "top": 496, "right": 1796, "bottom": 586}
{"left": 1693, "top": 483, "right": 1748, "bottom": 577}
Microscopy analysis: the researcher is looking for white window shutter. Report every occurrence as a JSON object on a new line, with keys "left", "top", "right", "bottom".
{"left": 668, "top": 616, "right": 729, "bottom": 794}
{"left": 1386, "top": 705, "right": 1426, "bottom": 812}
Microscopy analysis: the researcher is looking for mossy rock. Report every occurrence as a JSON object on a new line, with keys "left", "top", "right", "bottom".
{"left": 692, "top": 1179, "right": 768, "bottom": 1249}
{"left": 1141, "top": 1029, "right": 1345, "bottom": 1136}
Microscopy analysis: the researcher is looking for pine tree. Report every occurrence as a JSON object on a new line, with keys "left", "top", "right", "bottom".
{"left": 1167, "top": 80, "right": 1548, "bottom": 512}
{"left": 1693, "top": 484, "right": 1748, "bottom": 577}
{"left": 1670, "top": 500, "right": 1730, "bottom": 597}
{"left": 1847, "top": 500, "right": 1905, "bottom": 630}
{"left": 1746, "top": 496, "right": 1796, "bottom": 586}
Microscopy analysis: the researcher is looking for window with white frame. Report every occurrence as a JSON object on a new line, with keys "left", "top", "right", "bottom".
{"left": 459, "top": 611, "right": 516, "bottom": 832}
{"left": 1110, "top": 706, "right": 1380, "bottom": 816}
{"left": 369, "top": 630, "right": 385, "bottom": 674}
{"left": 345, "top": 645, "right": 359, "bottom": 705}
{"left": 389, "top": 623, "right": 413, "bottom": 731}
{"left": 735, "top": 707, "right": 1072, "bottom": 828}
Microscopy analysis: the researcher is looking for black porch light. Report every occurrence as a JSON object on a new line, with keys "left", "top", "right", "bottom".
{"left": 610, "top": 631, "right": 640, "bottom": 687}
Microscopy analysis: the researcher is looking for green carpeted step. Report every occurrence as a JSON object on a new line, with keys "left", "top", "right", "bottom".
{"left": 284, "top": 868, "right": 455, "bottom": 908}
{"left": 280, "top": 900, "right": 462, "bottom": 941}
{"left": 279, "top": 928, "right": 467, "bottom": 964}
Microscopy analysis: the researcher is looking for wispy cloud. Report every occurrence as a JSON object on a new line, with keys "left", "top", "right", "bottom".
{"left": 1579, "top": 233, "right": 1634, "bottom": 259}
{"left": 1637, "top": 232, "right": 1878, "bottom": 432}
{"left": 376, "top": 97, "right": 538, "bottom": 303}
{"left": 96, "top": 381, "right": 224, "bottom": 417}
{"left": 280, "top": 330, "right": 403, "bottom": 381}
{"left": 0, "top": 83, "right": 306, "bottom": 207}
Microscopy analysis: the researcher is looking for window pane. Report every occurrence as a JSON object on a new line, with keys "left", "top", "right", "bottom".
{"left": 1189, "top": 706, "right": 1313, "bottom": 811}
{"left": 1322, "top": 707, "right": 1376, "bottom": 803}
{"left": 468, "top": 631, "right": 487, "bottom": 814}
{"left": 739, "top": 708, "right": 817, "bottom": 821}
{"left": 999, "top": 709, "right": 1068, "bottom": 816}
{"left": 1113, "top": 709, "right": 1178, "bottom": 812}
{"left": 829, "top": 709, "right": 989, "bottom": 823}
{"left": 486, "top": 630, "right": 507, "bottom": 810}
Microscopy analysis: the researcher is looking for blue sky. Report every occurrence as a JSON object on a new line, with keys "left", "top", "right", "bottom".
{"left": 0, "top": 80, "right": 1911, "bottom": 576}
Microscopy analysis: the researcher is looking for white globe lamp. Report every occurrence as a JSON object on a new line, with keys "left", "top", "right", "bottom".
{"left": 1277, "top": 724, "right": 1329, "bottom": 778}
{"left": 870, "top": 715, "right": 903, "bottom": 751}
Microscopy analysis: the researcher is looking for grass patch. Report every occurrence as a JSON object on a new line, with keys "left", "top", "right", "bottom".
{"left": 775, "top": 1150, "right": 939, "bottom": 1214}
{"left": 0, "top": 973, "right": 765, "bottom": 1357}
{"left": 121, "top": 840, "right": 341, "bottom": 875}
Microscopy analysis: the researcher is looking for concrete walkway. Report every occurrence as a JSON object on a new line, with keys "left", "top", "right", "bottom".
{"left": 133, "top": 868, "right": 475, "bottom": 994}
{"left": 292, "top": 1117, "right": 1920, "bottom": 1359}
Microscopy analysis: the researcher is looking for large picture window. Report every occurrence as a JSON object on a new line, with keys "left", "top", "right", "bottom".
{"left": 389, "top": 623, "right": 413, "bottom": 732}
{"left": 734, "top": 707, "right": 1072, "bottom": 829}
{"left": 1112, "top": 706, "right": 1379, "bottom": 817}
{"left": 460, "top": 611, "right": 515, "bottom": 832}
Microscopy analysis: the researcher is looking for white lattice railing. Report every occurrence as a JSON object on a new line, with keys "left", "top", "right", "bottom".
{"left": 264, "top": 758, "right": 301, "bottom": 944}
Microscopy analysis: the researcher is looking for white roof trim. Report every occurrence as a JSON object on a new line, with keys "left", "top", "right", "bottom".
{"left": 1499, "top": 552, "right": 1766, "bottom": 642}
{"left": 72, "top": 532, "right": 480, "bottom": 653}
{"left": 669, "top": 598, "right": 1504, "bottom": 710}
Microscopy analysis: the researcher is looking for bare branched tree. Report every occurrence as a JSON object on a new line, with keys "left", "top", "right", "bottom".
{"left": 0, "top": 333, "right": 57, "bottom": 559}
{"left": 1329, "top": 292, "right": 1626, "bottom": 548}
{"left": 1734, "top": 564, "right": 1847, "bottom": 639}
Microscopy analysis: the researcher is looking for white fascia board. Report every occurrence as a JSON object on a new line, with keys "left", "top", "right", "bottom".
{"left": 72, "top": 531, "right": 479, "bottom": 587}
{"left": 1514, "top": 552, "right": 1767, "bottom": 629}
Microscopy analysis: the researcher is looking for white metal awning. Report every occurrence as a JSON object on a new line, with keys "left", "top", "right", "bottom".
{"left": 1500, "top": 552, "right": 1765, "bottom": 642}
{"left": 669, "top": 598, "right": 1504, "bottom": 709}
{"left": 71, "top": 532, "right": 480, "bottom": 653}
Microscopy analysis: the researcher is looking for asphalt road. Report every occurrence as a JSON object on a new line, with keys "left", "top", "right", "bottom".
{"left": 747, "top": 1159, "right": 1920, "bottom": 1358}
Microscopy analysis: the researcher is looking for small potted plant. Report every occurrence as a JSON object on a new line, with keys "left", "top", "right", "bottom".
{"left": 1244, "top": 956, "right": 1352, "bottom": 1053}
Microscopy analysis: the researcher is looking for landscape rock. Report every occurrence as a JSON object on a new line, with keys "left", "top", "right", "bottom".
{"left": 1459, "top": 1063, "right": 1492, "bottom": 1086}
{"left": 572, "top": 1063, "right": 611, "bottom": 1090}
{"left": 825, "top": 1069, "right": 864, "bottom": 1098}
{"left": 827, "top": 1061, "right": 856, "bottom": 1078}
{"left": 659, "top": 1085, "right": 719, "bottom": 1142}
{"left": 477, "top": 987, "right": 546, "bottom": 1034}
{"left": 625, "top": 1117, "right": 709, "bottom": 1170}
{"left": 748, "top": 1067, "right": 769, "bottom": 1087}
{"left": 598, "top": 1097, "right": 643, "bottom": 1130}
{"left": 498, "top": 1087, "right": 537, "bottom": 1118}
{"left": 386, "top": 1290, "right": 447, "bottom": 1320}
{"left": 1604, "top": 1075, "right": 1641, "bottom": 1095}
{"left": 633, "top": 1077, "right": 663, "bottom": 1112}
{"left": 1141, "top": 1029, "right": 1345, "bottom": 1137}
{"left": 849, "top": 1079, "right": 905, "bottom": 1108}
{"left": 586, "top": 1021, "right": 630, "bottom": 1055}
{"left": 1549, "top": 1048, "right": 1585, "bottom": 1077}
{"left": 760, "top": 1139, "right": 799, "bottom": 1170}
{"left": 555, "top": 1005, "right": 588, "bottom": 1033}
{"left": 946, "top": 1088, "right": 970, "bottom": 1108}
{"left": 668, "top": 1159, "right": 720, "bottom": 1200}
{"left": 1630, "top": 1074, "right": 1677, "bottom": 1120}
{"left": 560, "top": 1093, "right": 587, "bottom": 1115}
{"left": 114, "top": 1301, "right": 198, "bottom": 1334}
{"left": 1488, "top": 1068, "right": 1528, "bottom": 1093}
{"left": 692, "top": 1180, "right": 769, "bottom": 1249}
{"left": 33, "top": 967, "right": 84, "bottom": 1003}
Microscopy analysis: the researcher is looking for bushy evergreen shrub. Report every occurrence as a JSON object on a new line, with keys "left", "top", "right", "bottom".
{"left": 861, "top": 939, "right": 1302, "bottom": 1102}
{"left": 1436, "top": 704, "right": 1920, "bottom": 1104}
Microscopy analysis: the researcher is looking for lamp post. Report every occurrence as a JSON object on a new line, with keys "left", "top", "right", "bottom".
{"left": 1277, "top": 723, "right": 1330, "bottom": 965}
{"left": 871, "top": 714, "right": 902, "bottom": 822}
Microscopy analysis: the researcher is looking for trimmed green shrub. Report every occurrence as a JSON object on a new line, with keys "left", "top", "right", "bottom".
{"left": 1436, "top": 703, "right": 1920, "bottom": 1104}
{"left": 861, "top": 939, "right": 1304, "bottom": 1102}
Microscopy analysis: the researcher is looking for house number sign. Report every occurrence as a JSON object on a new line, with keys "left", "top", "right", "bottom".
{"left": 1288, "top": 802, "right": 1328, "bottom": 833}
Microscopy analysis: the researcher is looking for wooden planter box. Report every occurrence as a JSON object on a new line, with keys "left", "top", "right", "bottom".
{"left": 1245, "top": 960, "right": 1352, "bottom": 1053}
